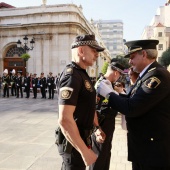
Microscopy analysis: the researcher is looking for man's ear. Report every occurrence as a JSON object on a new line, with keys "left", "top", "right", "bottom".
{"left": 77, "top": 46, "right": 84, "bottom": 57}
{"left": 142, "top": 50, "right": 147, "bottom": 58}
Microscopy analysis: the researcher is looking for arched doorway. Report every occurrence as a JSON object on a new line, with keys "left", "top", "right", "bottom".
{"left": 3, "top": 46, "right": 26, "bottom": 76}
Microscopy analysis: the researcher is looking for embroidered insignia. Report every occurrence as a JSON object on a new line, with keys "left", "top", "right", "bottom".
{"left": 148, "top": 67, "right": 156, "bottom": 72}
{"left": 144, "top": 77, "right": 161, "bottom": 89}
{"left": 84, "top": 80, "right": 93, "bottom": 92}
{"left": 66, "top": 68, "right": 73, "bottom": 74}
{"left": 60, "top": 87, "right": 73, "bottom": 99}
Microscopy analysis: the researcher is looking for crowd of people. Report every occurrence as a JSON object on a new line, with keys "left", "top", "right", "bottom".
{"left": 0, "top": 69, "right": 60, "bottom": 99}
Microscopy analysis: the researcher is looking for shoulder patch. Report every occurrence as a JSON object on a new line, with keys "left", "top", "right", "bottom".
{"left": 144, "top": 77, "right": 161, "bottom": 89}
{"left": 84, "top": 80, "right": 93, "bottom": 92}
{"left": 60, "top": 87, "right": 73, "bottom": 99}
{"left": 65, "top": 67, "right": 73, "bottom": 75}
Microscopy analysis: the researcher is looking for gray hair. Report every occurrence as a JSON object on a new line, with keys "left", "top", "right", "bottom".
{"left": 138, "top": 49, "right": 158, "bottom": 59}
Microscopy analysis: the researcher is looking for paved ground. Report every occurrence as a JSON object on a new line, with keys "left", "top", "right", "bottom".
{"left": 0, "top": 91, "right": 131, "bottom": 170}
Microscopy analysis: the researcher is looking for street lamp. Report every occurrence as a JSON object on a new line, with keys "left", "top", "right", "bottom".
{"left": 16, "top": 35, "right": 35, "bottom": 76}
{"left": 17, "top": 35, "right": 35, "bottom": 53}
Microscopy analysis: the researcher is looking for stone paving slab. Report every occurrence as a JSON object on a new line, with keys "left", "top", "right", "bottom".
{"left": 0, "top": 93, "right": 132, "bottom": 170}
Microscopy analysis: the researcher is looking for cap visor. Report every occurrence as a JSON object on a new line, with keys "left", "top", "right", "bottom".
{"left": 89, "top": 45, "right": 105, "bottom": 52}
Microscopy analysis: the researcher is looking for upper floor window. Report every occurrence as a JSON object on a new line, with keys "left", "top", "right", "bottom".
{"left": 158, "top": 44, "right": 163, "bottom": 50}
{"left": 158, "top": 32, "right": 162, "bottom": 37}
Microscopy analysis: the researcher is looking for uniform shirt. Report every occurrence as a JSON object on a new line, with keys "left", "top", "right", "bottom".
{"left": 2, "top": 75, "right": 10, "bottom": 84}
{"left": 59, "top": 62, "right": 96, "bottom": 129}
{"left": 11, "top": 75, "right": 16, "bottom": 83}
{"left": 16, "top": 76, "right": 22, "bottom": 87}
{"left": 40, "top": 77, "right": 46, "bottom": 87}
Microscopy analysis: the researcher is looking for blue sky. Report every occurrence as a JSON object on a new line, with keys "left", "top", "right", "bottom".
{"left": 3, "top": 0, "right": 167, "bottom": 41}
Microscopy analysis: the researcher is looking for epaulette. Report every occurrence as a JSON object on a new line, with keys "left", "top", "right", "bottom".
{"left": 65, "top": 64, "right": 73, "bottom": 76}
{"left": 148, "top": 67, "right": 156, "bottom": 73}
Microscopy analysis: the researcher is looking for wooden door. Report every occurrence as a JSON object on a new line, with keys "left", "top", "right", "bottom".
{"left": 4, "top": 58, "right": 26, "bottom": 76}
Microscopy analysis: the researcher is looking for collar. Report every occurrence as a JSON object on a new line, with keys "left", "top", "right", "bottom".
{"left": 139, "top": 62, "right": 154, "bottom": 78}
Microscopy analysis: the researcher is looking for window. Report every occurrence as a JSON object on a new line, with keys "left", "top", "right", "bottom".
{"left": 6, "top": 46, "right": 25, "bottom": 57}
{"left": 158, "top": 32, "right": 162, "bottom": 37}
{"left": 158, "top": 44, "right": 163, "bottom": 50}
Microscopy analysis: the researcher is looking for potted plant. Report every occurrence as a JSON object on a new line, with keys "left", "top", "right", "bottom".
{"left": 20, "top": 53, "right": 31, "bottom": 61}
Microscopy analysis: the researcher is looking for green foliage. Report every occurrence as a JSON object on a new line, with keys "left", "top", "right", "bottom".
{"left": 20, "top": 53, "right": 31, "bottom": 61}
{"left": 160, "top": 48, "right": 170, "bottom": 67}
{"left": 101, "top": 62, "right": 109, "bottom": 74}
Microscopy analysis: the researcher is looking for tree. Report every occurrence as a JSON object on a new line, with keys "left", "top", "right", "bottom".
{"left": 20, "top": 53, "right": 31, "bottom": 61}
{"left": 101, "top": 62, "right": 109, "bottom": 75}
{"left": 160, "top": 48, "right": 170, "bottom": 67}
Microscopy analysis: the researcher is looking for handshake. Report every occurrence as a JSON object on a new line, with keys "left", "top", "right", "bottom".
{"left": 97, "top": 80, "right": 119, "bottom": 98}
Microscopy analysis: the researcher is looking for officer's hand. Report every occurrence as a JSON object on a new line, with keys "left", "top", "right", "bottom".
{"left": 97, "top": 80, "right": 115, "bottom": 98}
{"left": 81, "top": 149, "right": 97, "bottom": 166}
{"left": 95, "top": 128, "right": 106, "bottom": 143}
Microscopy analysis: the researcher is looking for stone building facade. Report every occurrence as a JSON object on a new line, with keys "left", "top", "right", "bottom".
{"left": 0, "top": 3, "right": 110, "bottom": 77}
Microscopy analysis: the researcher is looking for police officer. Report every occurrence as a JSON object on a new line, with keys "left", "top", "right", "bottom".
{"left": 2, "top": 69, "right": 10, "bottom": 97}
{"left": 97, "top": 39, "right": 170, "bottom": 170}
{"left": 32, "top": 73, "right": 38, "bottom": 99}
{"left": 16, "top": 72, "right": 23, "bottom": 98}
{"left": 10, "top": 69, "right": 17, "bottom": 96}
{"left": 47, "top": 72, "right": 55, "bottom": 99}
{"left": 40, "top": 72, "right": 46, "bottom": 99}
{"left": 57, "top": 34, "right": 106, "bottom": 169}
{"left": 89, "top": 62, "right": 125, "bottom": 170}
{"left": 24, "top": 72, "right": 31, "bottom": 98}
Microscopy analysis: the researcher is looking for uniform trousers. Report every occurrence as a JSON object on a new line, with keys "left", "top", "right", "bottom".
{"left": 11, "top": 83, "right": 16, "bottom": 96}
{"left": 48, "top": 85, "right": 54, "bottom": 99}
{"left": 60, "top": 147, "right": 86, "bottom": 170}
{"left": 3, "top": 84, "right": 9, "bottom": 97}
{"left": 132, "top": 162, "right": 170, "bottom": 170}
{"left": 41, "top": 86, "right": 46, "bottom": 98}
{"left": 16, "top": 86, "right": 23, "bottom": 97}
{"left": 89, "top": 112, "right": 116, "bottom": 170}
{"left": 25, "top": 86, "right": 30, "bottom": 98}
{"left": 33, "top": 87, "right": 37, "bottom": 98}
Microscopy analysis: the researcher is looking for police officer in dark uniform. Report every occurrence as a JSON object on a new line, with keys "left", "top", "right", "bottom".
{"left": 57, "top": 34, "right": 106, "bottom": 170}
{"left": 24, "top": 72, "right": 31, "bottom": 98}
{"left": 16, "top": 72, "right": 23, "bottom": 98}
{"left": 97, "top": 39, "right": 170, "bottom": 170}
{"left": 32, "top": 73, "right": 38, "bottom": 99}
{"left": 40, "top": 72, "right": 46, "bottom": 99}
{"left": 10, "top": 69, "right": 17, "bottom": 96}
{"left": 89, "top": 62, "right": 125, "bottom": 170}
{"left": 2, "top": 69, "right": 10, "bottom": 97}
{"left": 47, "top": 72, "right": 55, "bottom": 99}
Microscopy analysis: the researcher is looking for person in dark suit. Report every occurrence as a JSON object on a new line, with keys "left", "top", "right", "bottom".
{"left": 40, "top": 72, "right": 46, "bottom": 99}
{"left": 32, "top": 73, "right": 38, "bottom": 99}
{"left": 16, "top": 72, "right": 23, "bottom": 98}
{"left": 24, "top": 72, "right": 31, "bottom": 98}
{"left": 47, "top": 72, "right": 55, "bottom": 99}
{"left": 97, "top": 39, "right": 170, "bottom": 170}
